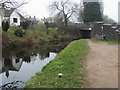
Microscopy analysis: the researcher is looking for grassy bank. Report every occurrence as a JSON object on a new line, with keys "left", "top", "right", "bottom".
{"left": 91, "top": 38, "right": 118, "bottom": 44}
{"left": 2, "top": 26, "right": 71, "bottom": 48}
{"left": 24, "top": 39, "right": 90, "bottom": 88}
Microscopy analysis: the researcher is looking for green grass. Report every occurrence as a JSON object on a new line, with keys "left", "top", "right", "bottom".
{"left": 91, "top": 38, "right": 118, "bottom": 44}
{"left": 24, "top": 39, "right": 90, "bottom": 88}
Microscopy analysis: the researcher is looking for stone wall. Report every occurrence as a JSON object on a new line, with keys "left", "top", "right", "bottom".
{"left": 91, "top": 22, "right": 119, "bottom": 40}
{"left": 103, "top": 24, "right": 119, "bottom": 40}
{"left": 91, "top": 22, "right": 103, "bottom": 38}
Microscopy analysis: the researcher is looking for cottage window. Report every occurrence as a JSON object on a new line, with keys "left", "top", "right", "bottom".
{"left": 13, "top": 18, "right": 17, "bottom": 23}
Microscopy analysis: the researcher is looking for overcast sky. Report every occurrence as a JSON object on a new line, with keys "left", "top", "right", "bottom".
{"left": 22, "top": 0, "right": 119, "bottom": 22}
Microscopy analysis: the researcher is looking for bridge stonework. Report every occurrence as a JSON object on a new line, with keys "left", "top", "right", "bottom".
{"left": 91, "top": 22, "right": 119, "bottom": 40}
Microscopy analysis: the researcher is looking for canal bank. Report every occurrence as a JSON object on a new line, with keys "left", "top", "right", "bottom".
{"left": 24, "top": 39, "right": 90, "bottom": 88}
{"left": 2, "top": 27, "right": 72, "bottom": 49}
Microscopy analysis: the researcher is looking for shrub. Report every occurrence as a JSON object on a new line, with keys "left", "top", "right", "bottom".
{"left": 45, "top": 22, "right": 56, "bottom": 29}
{"left": 14, "top": 28, "right": 25, "bottom": 37}
{"left": 46, "top": 28, "right": 57, "bottom": 34}
{"left": 44, "top": 22, "right": 49, "bottom": 29}
{"left": 2, "top": 21, "right": 10, "bottom": 32}
{"left": 48, "top": 28, "right": 57, "bottom": 32}
{"left": 20, "top": 20, "right": 30, "bottom": 29}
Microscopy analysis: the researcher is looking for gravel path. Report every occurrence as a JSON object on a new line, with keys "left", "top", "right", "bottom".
{"left": 86, "top": 40, "right": 118, "bottom": 88}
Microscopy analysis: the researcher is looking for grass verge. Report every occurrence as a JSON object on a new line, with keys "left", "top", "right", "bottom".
{"left": 91, "top": 38, "right": 118, "bottom": 44}
{"left": 24, "top": 39, "right": 90, "bottom": 88}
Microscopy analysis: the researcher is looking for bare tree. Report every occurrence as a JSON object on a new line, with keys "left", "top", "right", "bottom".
{"left": 0, "top": 0, "right": 28, "bottom": 9}
{"left": 49, "top": 0, "right": 79, "bottom": 27}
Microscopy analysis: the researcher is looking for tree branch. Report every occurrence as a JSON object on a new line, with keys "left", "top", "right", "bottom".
{"left": 49, "top": 0, "right": 79, "bottom": 27}
{"left": 0, "top": 0, "right": 28, "bottom": 9}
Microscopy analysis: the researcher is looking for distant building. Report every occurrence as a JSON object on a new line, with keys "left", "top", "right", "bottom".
{"left": 80, "top": 0, "right": 104, "bottom": 22}
{"left": 81, "top": 0, "right": 103, "bottom": 4}
{"left": 81, "top": 0, "right": 103, "bottom": 12}
{"left": 44, "top": 17, "right": 55, "bottom": 23}
{"left": 27, "top": 16, "right": 39, "bottom": 25}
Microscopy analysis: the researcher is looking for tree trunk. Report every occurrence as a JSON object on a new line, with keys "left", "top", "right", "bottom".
{"left": 63, "top": 14, "right": 68, "bottom": 34}
{"left": 64, "top": 18, "right": 68, "bottom": 27}
{"left": 64, "top": 18, "right": 68, "bottom": 34}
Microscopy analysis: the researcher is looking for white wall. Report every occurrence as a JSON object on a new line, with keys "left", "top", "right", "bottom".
{"left": 0, "top": 16, "right": 4, "bottom": 27}
{"left": 10, "top": 10, "right": 20, "bottom": 26}
{"left": 0, "top": 8, "right": 5, "bottom": 27}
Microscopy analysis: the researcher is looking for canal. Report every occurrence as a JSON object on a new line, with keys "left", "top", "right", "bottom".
{"left": 0, "top": 41, "right": 70, "bottom": 88}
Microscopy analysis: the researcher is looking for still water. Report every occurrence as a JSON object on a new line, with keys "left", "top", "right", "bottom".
{"left": 0, "top": 42, "right": 70, "bottom": 88}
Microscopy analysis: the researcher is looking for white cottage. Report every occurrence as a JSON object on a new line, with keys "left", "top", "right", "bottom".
{"left": 0, "top": 6, "right": 5, "bottom": 27}
{"left": 0, "top": 7, "right": 25, "bottom": 27}
{"left": 10, "top": 9, "right": 21, "bottom": 26}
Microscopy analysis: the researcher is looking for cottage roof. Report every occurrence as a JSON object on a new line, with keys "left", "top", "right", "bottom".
{"left": 4, "top": 8, "right": 25, "bottom": 20}
{"left": 4, "top": 8, "right": 15, "bottom": 17}
{"left": 17, "top": 12, "right": 25, "bottom": 20}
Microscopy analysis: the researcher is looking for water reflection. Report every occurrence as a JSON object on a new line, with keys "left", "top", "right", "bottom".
{"left": 0, "top": 42, "right": 70, "bottom": 88}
